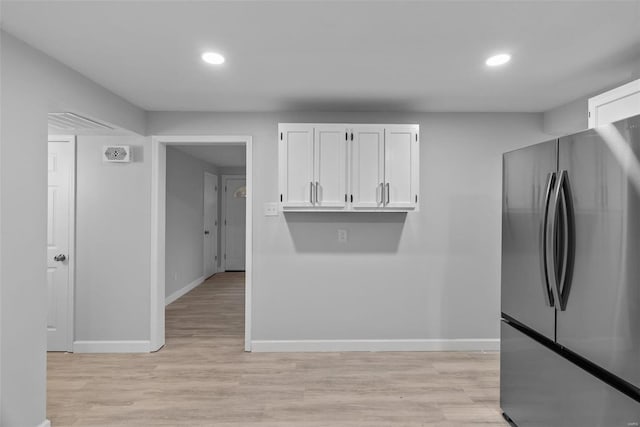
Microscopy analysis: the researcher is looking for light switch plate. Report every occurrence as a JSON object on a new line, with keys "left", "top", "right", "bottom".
{"left": 264, "top": 202, "right": 279, "bottom": 216}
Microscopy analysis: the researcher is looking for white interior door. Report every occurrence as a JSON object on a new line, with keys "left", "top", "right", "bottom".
{"left": 47, "top": 137, "right": 75, "bottom": 351}
{"left": 203, "top": 172, "right": 218, "bottom": 278}
{"left": 224, "top": 177, "right": 246, "bottom": 271}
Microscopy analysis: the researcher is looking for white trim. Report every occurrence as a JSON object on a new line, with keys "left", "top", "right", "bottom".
{"left": 48, "top": 135, "right": 76, "bottom": 352}
{"left": 151, "top": 135, "right": 253, "bottom": 353}
{"left": 588, "top": 78, "right": 640, "bottom": 128}
{"left": 203, "top": 171, "right": 219, "bottom": 276}
{"left": 165, "top": 275, "right": 205, "bottom": 306}
{"left": 220, "top": 174, "right": 246, "bottom": 272}
{"left": 37, "top": 420, "right": 51, "bottom": 427}
{"left": 72, "top": 340, "right": 151, "bottom": 353}
{"left": 251, "top": 339, "right": 500, "bottom": 353}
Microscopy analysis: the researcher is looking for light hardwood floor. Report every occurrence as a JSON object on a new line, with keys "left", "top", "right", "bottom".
{"left": 48, "top": 272, "right": 508, "bottom": 426}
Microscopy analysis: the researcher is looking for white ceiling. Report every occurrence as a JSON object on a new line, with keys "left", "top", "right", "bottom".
{"left": 173, "top": 145, "right": 246, "bottom": 168}
{"left": 2, "top": 1, "right": 639, "bottom": 113}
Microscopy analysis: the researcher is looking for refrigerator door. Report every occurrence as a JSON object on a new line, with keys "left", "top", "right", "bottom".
{"left": 557, "top": 114, "right": 640, "bottom": 388}
{"left": 501, "top": 322, "right": 640, "bottom": 427}
{"left": 502, "top": 140, "right": 557, "bottom": 340}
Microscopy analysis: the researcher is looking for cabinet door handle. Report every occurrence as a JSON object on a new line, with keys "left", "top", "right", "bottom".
{"left": 385, "top": 183, "right": 390, "bottom": 205}
{"left": 310, "top": 181, "right": 314, "bottom": 204}
{"left": 315, "top": 181, "right": 320, "bottom": 204}
{"left": 378, "top": 182, "right": 384, "bottom": 205}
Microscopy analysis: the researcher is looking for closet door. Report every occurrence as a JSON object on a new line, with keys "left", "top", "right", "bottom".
{"left": 279, "top": 124, "right": 314, "bottom": 208}
{"left": 384, "top": 125, "right": 419, "bottom": 210}
{"left": 314, "top": 125, "right": 348, "bottom": 209}
{"left": 351, "top": 126, "right": 385, "bottom": 209}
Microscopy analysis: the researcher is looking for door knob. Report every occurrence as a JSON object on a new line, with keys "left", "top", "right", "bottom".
{"left": 54, "top": 254, "right": 66, "bottom": 262}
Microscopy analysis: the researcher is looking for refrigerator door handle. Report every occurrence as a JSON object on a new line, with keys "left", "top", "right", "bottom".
{"left": 546, "top": 172, "right": 562, "bottom": 309}
{"left": 540, "top": 172, "right": 556, "bottom": 307}
{"left": 557, "top": 171, "right": 575, "bottom": 311}
{"left": 547, "top": 170, "right": 575, "bottom": 311}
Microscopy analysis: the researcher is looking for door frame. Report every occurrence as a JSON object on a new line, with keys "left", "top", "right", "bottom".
{"left": 220, "top": 174, "right": 247, "bottom": 272}
{"left": 151, "top": 135, "right": 253, "bottom": 351}
{"left": 203, "top": 171, "right": 219, "bottom": 277}
{"left": 48, "top": 134, "right": 76, "bottom": 352}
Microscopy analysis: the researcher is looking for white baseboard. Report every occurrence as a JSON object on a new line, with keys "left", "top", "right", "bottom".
{"left": 251, "top": 338, "right": 500, "bottom": 353}
{"left": 37, "top": 420, "right": 51, "bottom": 427}
{"left": 73, "top": 340, "right": 151, "bottom": 353}
{"left": 165, "top": 275, "right": 205, "bottom": 305}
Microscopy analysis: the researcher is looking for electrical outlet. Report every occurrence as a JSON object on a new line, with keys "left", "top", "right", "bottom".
{"left": 264, "top": 202, "right": 279, "bottom": 216}
{"left": 337, "top": 229, "right": 348, "bottom": 242}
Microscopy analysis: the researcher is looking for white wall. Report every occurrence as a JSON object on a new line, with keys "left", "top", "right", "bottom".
{"left": 165, "top": 147, "right": 218, "bottom": 299}
{"left": 148, "top": 111, "right": 549, "bottom": 346}
{"left": 75, "top": 135, "right": 151, "bottom": 342}
{"left": 0, "top": 31, "right": 145, "bottom": 427}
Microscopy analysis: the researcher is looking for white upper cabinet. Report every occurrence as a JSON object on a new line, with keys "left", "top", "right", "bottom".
{"left": 588, "top": 78, "right": 640, "bottom": 128}
{"left": 384, "top": 125, "right": 419, "bottom": 209}
{"left": 279, "top": 123, "right": 419, "bottom": 212}
{"left": 279, "top": 124, "right": 314, "bottom": 208}
{"left": 314, "top": 125, "right": 348, "bottom": 208}
{"left": 351, "top": 126, "right": 385, "bottom": 209}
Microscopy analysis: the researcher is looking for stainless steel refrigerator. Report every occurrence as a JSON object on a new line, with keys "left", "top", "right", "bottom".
{"left": 501, "top": 114, "right": 640, "bottom": 426}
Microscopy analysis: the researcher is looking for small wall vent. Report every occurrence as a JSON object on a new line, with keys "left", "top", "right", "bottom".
{"left": 48, "top": 112, "right": 114, "bottom": 131}
{"left": 103, "top": 145, "right": 131, "bottom": 163}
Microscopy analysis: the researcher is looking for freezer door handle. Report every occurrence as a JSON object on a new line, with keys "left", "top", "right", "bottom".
{"left": 547, "top": 170, "right": 575, "bottom": 311}
{"left": 540, "top": 172, "right": 556, "bottom": 307}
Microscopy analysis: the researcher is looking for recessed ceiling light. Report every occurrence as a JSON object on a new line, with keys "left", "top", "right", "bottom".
{"left": 486, "top": 53, "right": 511, "bottom": 67}
{"left": 202, "top": 52, "right": 225, "bottom": 65}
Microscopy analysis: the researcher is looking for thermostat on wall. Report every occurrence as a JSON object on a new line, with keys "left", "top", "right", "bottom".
{"left": 102, "top": 145, "right": 131, "bottom": 163}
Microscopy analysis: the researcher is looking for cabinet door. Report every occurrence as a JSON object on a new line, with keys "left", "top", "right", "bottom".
{"left": 314, "top": 125, "right": 348, "bottom": 208}
{"left": 279, "top": 124, "right": 314, "bottom": 208}
{"left": 384, "top": 125, "right": 418, "bottom": 209}
{"left": 351, "top": 126, "right": 385, "bottom": 209}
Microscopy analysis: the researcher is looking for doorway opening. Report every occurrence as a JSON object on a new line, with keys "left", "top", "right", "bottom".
{"left": 151, "top": 136, "right": 253, "bottom": 352}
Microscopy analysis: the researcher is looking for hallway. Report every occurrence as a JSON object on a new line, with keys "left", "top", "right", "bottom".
{"left": 47, "top": 272, "right": 506, "bottom": 426}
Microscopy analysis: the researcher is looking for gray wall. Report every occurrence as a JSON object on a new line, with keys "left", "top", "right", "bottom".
{"left": 165, "top": 147, "right": 218, "bottom": 298}
{"left": 148, "top": 111, "right": 549, "bottom": 342}
{"left": 0, "top": 31, "right": 145, "bottom": 427}
{"left": 75, "top": 135, "right": 151, "bottom": 341}
{"left": 543, "top": 96, "right": 589, "bottom": 136}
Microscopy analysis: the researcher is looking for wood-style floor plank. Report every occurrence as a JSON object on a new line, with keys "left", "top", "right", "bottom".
{"left": 47, "top": 272, "right": 507, "bottom": 426}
